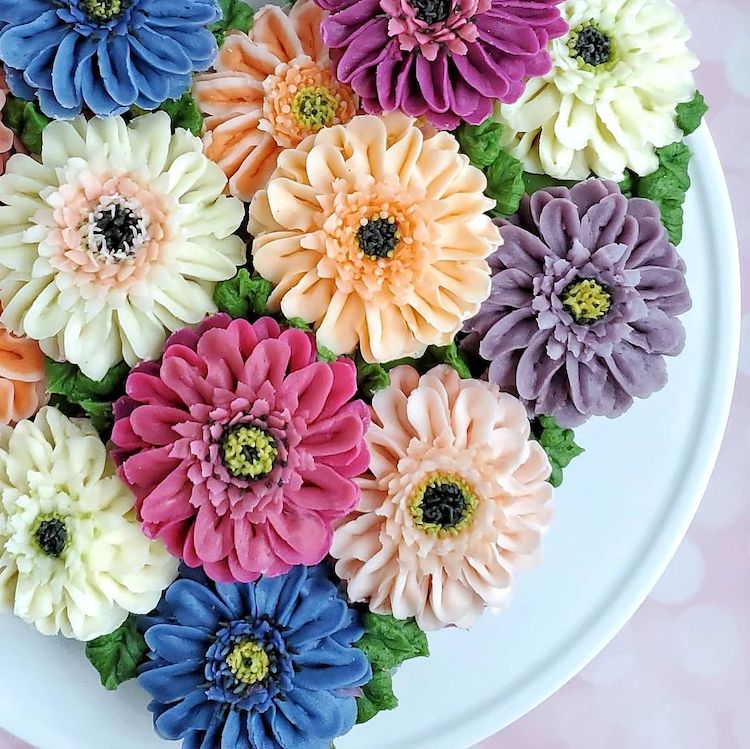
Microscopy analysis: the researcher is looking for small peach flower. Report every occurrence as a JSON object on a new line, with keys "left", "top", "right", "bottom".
{"left": 0, "top": 70, "right": 23, "bottom": 176}
{"left": 0, "top": 320, "right": 46, "bottom": 426}
{"left": 249, "top": 112, "right": 499, "bottom": 364}
{"left": 193, "top": 1, "right": 358, "bottom": 201}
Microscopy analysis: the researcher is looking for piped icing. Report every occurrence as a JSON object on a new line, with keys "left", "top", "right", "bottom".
{"left": 497, "top": 0, "right": 699, "bottom": 181}
{"left": 0, "top": 0, "right": 219, "bottom": 118}
{"left": 315, "top": 0, "right": 568, "bottom": 129}
{"left": 0, "top": 320, "right": 46, "bottom": 426}
{"left": 0, "top": 406, "right": 177, "bottom": 641}
{"left": 111, "top": 314, "right": 370, "bottom": 583}
{"left": 0, "top": 112, "right": 245, "bottom": 381}
{"left": 193, "top": 1, "right": 358, "bottom": 201}
{"left": 331, "top": 365, "right": 553, "bottom": 630}
{"left": 462, "top": 179, "right": 692, "bottom": 427}
{"left": 249, "top": 112, "right": 499, "bottom": 364}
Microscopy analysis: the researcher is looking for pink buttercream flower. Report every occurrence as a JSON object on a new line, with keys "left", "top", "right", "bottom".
{"left": 0, "top": 71, "right": 23, "bottom": 175}
{"left": 111, "top": 314, "right": 370, "bottom": 583}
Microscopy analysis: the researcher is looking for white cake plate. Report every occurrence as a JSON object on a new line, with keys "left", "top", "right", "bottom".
{"left": 0, "top": 124, "right": 739, "bottom": 749}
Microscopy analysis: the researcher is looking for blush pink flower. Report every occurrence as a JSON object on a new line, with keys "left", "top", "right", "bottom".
{"left": 111, "top": 314, "right": 370, "bottom": 583}
{"left": 0, "top": 70, "right": 23, "bottom": 175}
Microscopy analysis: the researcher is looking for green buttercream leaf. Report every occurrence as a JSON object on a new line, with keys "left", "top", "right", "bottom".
{"left": 354, "top": 353, "right": 391, "bottom": 400}
{"left": 532, "top": 415, "right": 584, "bottom": 488}
{"left": 356, "top": 670, "right": 398, "bottom": 724}
{"left": 285, "top": 317, "right": 313, "bottom": 332}
{"left": 158, "top": 93, "right": 204, "bottom": 137}
{"left": 635, "top": 142, "right": 692, "bottom": 245}
{"left": 356, "top": 612, "right": 429, "bottom": 672}
{"left": 355, "top": 613, "right": 429, "bottom": 724}
{"left": 213, "top": 269, "right": 272, "bottom": 319}
{"left": 211, "top": 0, "right": 255, "bottom": 46}
{"left": 676, "top": 92, "right": 708, "bottom": 136}
{"left": 3, "top": 96, "right": 51, "bottom": 155}
{"left": 316, "top": 343, "right": 337, "bottom": 363}
{"left": 454, "top": 119, "right": 505, "bottom": 169}
{"left": 45, "top": 358, "right": 129, "bottom": 432}
{"left": 522, "top": 172, "right": 580, "bottom": 195}
{"left": 486, "top": 149, "right": 526, "bottom": 216}
{"left": 85, "top": 616, "right": 148, "bottom": 691}
{"left": 423, "top": 343, "right": 471, "bottom": 378}
{"left": 618, "top": 171, "right": 635, "bottom": 198}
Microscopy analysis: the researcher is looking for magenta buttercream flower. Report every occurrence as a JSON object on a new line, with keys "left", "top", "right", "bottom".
{"left": 111, "top": 314, "right": 370, "bottom": 583}
{"left": 316, "top": 0, "right": 567, "bottom": 128}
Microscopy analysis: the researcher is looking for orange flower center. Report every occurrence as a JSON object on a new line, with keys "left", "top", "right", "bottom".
{"left": 260, "top": 58, "right": 358, "bottom": 149}
{"left": 321, "top": 179, "right": 432, "bottom": 302}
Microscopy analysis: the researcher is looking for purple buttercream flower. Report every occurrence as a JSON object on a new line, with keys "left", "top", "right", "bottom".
{"left": 315, "top": 0, "right": 568, "bottom": 129}
{"left": 463, "top": 179, "right": 692, "bottom": 427}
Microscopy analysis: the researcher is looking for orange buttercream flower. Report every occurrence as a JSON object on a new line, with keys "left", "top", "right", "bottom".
{"left": 249, "top": 112, "right": 500, "bottom": 364}
{"left": 0, "top": 320, "right": 46, "bottom": 426}
{"left": 193, "top": 1, "right": 358, "bottom": 201}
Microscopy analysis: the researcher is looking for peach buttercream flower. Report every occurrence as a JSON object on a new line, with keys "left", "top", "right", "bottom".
{"left": 0, "top": 71, "right": 23, "bottom": 176}
{"left": 331, "top": 365, "right": 553, "bottom": 630}
{"left": 193, "top": 1, "right": 358, "bottom": 201}
{"left": 0, "top": 320, "right": 46, "bottom": 426}
{"left": 249, "top": 113, "right": 500, "bottom": 363}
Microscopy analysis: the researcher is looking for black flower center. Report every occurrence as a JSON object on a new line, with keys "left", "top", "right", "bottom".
{"left": 221, "top": 425, "right": 278, "bottom": 480}
{"left": 409, "top": 473, "right": 478, "bottom": 536}
{"left": 410, "top": 0, "right": 452, "bottom": 24}
{"left": 34, "top": 517, "right": 68, "bottom": 558}
{"left": 79, "top": 0, "right": 129, "bottom": 22}
{"left": 562, "top": 278, "right": 612, "bottom": 324}
{"left": 87, "top": 197, "right": 148, "bottom": 263}
{"left": 356, "top": 217, "right": 400, "bottom": 259}
{"left": 572, "top": 24, "right": 613, "bottom": 67}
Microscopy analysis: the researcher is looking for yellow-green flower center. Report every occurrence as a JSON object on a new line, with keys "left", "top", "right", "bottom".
{"left": 569, "top": 22, "right": 618, "bottom": 70}
{"left": 32, "top": 514, "right": 69, "bottom": 558}
{"left": 226, "top": 640, "right": 271, "bottom": 685}
{"left": 221, "top": 425, "right": 277, "bottom": 480}
{"left": 291, "top": 86, "right": 339, "bottom": 132}
{"left": 80, "top": 0, "right": 128, "bottom": 22}
{"left": 409, "top": 473, "right": 479, "bottom": 537}
{"left": 562, "top": 278, "right": 612, "bottom": 324}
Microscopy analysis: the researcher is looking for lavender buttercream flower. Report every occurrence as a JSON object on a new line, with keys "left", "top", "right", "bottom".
{"left": 463, "top": 179, "right": 691, "bottom": 427}
{"left": 315, "top": 0, "right": 567, "bottom": 129}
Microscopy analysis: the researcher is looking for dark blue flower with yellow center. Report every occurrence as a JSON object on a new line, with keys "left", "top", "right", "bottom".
{"left": 138, "top": 565, "right": 371, "bottom": 749}
{"left": 0, "top": 0, "right": 220, "bottom": 118}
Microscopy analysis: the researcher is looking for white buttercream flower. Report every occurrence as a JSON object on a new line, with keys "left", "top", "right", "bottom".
{"left": 0, "top": 407, "right": 178, "bottom": 641}
{"left": 0, "top": 113, "right": 246, "bottom": 380}
{"left": 497, "top": 0, "right": 698, "bottom": 181}
{"left": 331, "top": 366, "right": 553, "bottom": 631}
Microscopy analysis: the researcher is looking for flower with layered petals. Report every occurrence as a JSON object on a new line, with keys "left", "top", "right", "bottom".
{"left": 139, "top": 565, "right": 371, "bottom": 749}
{"left": 249, "top": 112, "right": 499, "bottom": 364}
{"left": 0, "top": 113, "right": 245, "bottom": 381}
{"left": 497, "top": 0, "right": 698, "bottom": 181}
{"left": 0, "top": 407, "right": 177, "bottom": 640}
{"left": 316, "top": 0, "right": 567, "bottom": 129}
{"left": 0, "top": 0, "right": 219, "bottom": 118}
{"left": 332, "top": 365, "right": 553, "bottom": 631}
{"left": 0, "top": 319, "right": 46, "bottom": 426}
{"left": 193, "top": 1, "right": 358, "bottom": 201}
{"left": 111, "top": 314, "right": 370, "bottom": 583}
{"left": 463, "top": 180, "right": 692, "bottom": 427}
{"left": 0, "top": 71, "right": 23, "bottom": 175}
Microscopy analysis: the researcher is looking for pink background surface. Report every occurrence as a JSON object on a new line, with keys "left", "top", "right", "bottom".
{"left": 1, "top": 1, "right": 747, "bottom": 747}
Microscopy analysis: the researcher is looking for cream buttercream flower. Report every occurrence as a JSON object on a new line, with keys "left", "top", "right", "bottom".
{"left": 497, "top": 0, "right": 698, "bottom": 181}
{"left": 193, "top": 0, "right": 358, "bottom": 201}
{"left": 331, "top": 365, "right": 553, "bottom": 630}
{"left": 249, "top": 113, "right": 499, "bottom": 363}
{"left": 0, "top": 113, "right": 245, "bottom": 381}
{"left": 0, "top": 407, "right": 177, "bottom": 641}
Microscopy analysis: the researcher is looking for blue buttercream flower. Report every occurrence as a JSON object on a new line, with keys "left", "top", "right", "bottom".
{"left": 0, "top": 0, "right": 220, "bottom": 118}
{"left": 138, "top": 565, "right": 372, "bottom": 749}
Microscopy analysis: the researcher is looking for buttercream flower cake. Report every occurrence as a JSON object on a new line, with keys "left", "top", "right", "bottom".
{"left": 0, "top": 0, "right": 703, "bottom": 746}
